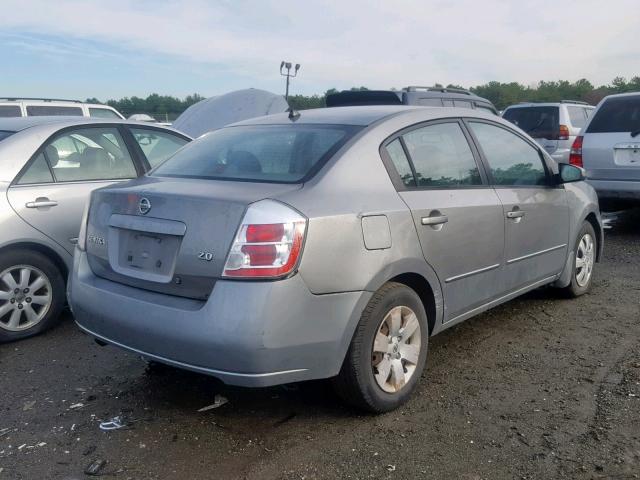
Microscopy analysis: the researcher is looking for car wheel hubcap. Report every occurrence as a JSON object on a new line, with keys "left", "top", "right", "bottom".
{"left": 575, "top": 233, "right": 595, "bottom": 287}
{"left": 0, "top": 265, "right": 52, "bottom": 332}
{"left": 372, "top": 305, "right": 421, "bottom": 393}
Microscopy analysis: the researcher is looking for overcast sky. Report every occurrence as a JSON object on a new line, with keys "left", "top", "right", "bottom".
{"left": 2, "top": 0, "right": 638, "bottom": 100}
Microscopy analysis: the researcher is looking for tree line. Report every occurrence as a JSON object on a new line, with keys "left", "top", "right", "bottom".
{"left": 88, "top": 76, "right": 639, "bottom": 117}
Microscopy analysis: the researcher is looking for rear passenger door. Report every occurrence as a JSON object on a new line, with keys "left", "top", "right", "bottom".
{"left": 382, "top": 120, "right": 505, "bottom": 322}
{"left": 466, "top": 120, "right": 569, "bottom": 293}
{"left": 7, "top": 125, "right": 143, "bottom": 255}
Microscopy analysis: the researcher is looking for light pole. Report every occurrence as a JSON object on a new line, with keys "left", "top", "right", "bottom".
{"left": 280, "top": 61, "right": 300, "bottom": 100}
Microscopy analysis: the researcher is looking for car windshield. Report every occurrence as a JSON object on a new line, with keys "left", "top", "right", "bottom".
{"left": 152, "top": 124, "right": 360, "bottom": 183}
{"left": 502, "top": 106, "right": 559, "bottom": 139}
{"left": 0, "top": 130, "right": 15, "bottom": 142}
{"left": 586, "top": 96, "right": 640, "bottom": 133}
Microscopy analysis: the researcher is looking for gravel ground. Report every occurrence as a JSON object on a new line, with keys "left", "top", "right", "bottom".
{"left": 1, "top": 209, "right": 639, "bottom": 480}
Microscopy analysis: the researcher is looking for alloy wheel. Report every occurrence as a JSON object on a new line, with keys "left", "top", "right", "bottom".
{"left": 0, "top": 265, "right": 52, "bottom": 331}
{"left": 575, "top": 233, "right": 595, "bottom": 287}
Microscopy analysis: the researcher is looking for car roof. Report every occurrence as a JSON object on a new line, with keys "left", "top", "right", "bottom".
{"left": 0, "top": 116, "right": 189, "bottom": 136}
{"left": 505, "top": 102, "right": 594, "bottom": 108}
{"left": 600, "top": 91, "right": 640, "bottom": 100}
{"left": 230, "top": 105, "right": 424, "bottom": 127}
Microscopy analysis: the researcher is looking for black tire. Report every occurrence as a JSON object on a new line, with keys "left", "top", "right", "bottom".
{"left": 561, "top": 221, "right": 597, "bottom": 298}
{"left": 0, "top": 249, "right": 65, "bottom": 343}
{"left": 333, "top": 282, "right": 429, "bottom": 413}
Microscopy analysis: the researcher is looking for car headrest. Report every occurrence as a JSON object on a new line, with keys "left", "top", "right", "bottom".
{"left": 227, "top": 150, "right": 262, "bottom": 173}
{"left": 44, "top": 145, "right": 60, "bottom": 167}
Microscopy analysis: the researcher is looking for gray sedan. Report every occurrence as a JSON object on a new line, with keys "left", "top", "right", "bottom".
{"left": 0, "top": 117, "right": 190, "bottom": 342}
{"left": 69, "top": 106, "right": 603, "bottom": 412}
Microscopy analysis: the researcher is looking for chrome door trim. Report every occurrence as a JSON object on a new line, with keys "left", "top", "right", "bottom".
{"left": 506, "top": 243, "right": 567, "bottom": 265}
{"left": 445, "top": 263, "right": 500, "bottom": 283}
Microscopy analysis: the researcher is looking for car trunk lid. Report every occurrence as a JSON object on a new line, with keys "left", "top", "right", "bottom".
{"left": 582, "top": 133, "right": 640, "bottom": 181}
{"left": 85, "top": 176, "right": 301, "bottom": 299}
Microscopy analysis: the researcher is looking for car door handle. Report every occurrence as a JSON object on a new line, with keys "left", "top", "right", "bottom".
{"left": 506, "top": 210, "right": 525, "bottom": 219}
{"left": 25, "top": 199, "right": 58, "bottom": 208}
{"left": 421, "top": 214, "right": 448, "bottom": 226}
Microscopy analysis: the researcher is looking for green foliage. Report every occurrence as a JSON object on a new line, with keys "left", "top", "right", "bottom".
{"left": 89, "top": 77, "right": 639, "bottom": 118}
{"left": 471, "top": 76, "right": 640, "bottom": 110}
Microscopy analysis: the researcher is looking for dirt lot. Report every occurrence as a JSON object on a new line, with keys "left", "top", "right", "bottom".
{"left": 2, "top": 210, "right": 639, "bottom": 480}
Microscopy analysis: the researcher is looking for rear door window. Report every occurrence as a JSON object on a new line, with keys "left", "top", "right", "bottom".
{"left": 45, "top": 127, "right": 137, "bottom": 181}
{"left": 502, "top": 107, "right": 559, "bottom": 139}
{"left": 16, "top": 153, "right": 54, "bottom": 185}
{"left": 586, "top": 96, "right": 640, "bottom": 133}
{"left": 0, "top": 105, "right": 22, "bottom": 117}
{"left": 401, "top": 122, "right": 482, "bottom": 187}
{"left": 153, "top": 124, "right": 359, "bottom": 183}
{"left": 469, "top": 122, "right": 548, "bottom": 186}
{"left": 130, "top": 128, "right": 189, "bottom": 168}
{"left": 384, "top": 138, "right": 416, "bottom": 187}
{"left": 26, "top": 105, "right": 83, "bottom": 116}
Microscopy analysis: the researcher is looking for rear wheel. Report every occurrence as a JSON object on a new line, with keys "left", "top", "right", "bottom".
{"left": 333, "top": 282, "right": 429, "bottom": 413}
{"left": 561, "top": 221, "right": 596, "bottom": 297}
{"left": 0, "top": 250, "right": 65, "bottom": 343}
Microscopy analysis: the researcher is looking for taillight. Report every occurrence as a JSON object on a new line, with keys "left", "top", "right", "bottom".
{"left": 559, "top": 124, "right": 570, "bottom": 140}
{"left": 569, "top": 135, "right": 583, "bottom": 167}
{"left": 223, "top": 200, "right": 307, "bottom": 279}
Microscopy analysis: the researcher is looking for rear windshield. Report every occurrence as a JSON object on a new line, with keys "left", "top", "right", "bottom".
{"left": 502, "top": 106, "right": 559, "bottom": 139}
{"left": 26, "top": 105, "right": 83, "bottom": 116}
{"left": 586, "top": 96, "right": 640, "bottom": 133}
{"left": 152, "top": 124, "right": 360, "bottom": 183}
{"left": 0, "top": 130, "right": 15, "bottom": 142}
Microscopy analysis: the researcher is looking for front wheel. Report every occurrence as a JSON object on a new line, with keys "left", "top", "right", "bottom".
{"left": 333, "top": 282, "right": 429, "bottom": 413}
{"left": 561, "top": 221, "right": 597, "bottom": 298}
{"left": 0, "top": 250, "right": 65, "bottom": 343}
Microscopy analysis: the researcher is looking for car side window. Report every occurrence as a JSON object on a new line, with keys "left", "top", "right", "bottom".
{"left": 130, "top": 128, "right": 189, "bottom": 168}
{"left": 384, "top": 138, "right": 416, "bottom": 187}
{"left": 469, "top": 122, "right": 548, "bottom": 187}
{"left": 402, "top": 122, "right": 482, "bottom": 187}
{"left": 16, "top": 153, "right": 54, "bottom": 185}
{"left": 567, "top": 106, "right": 586, "bottom": 128}
{"left": 88, "top": 108, "right": 121, "bottom": 119}
{"left": 44, "top": 127, "right": 137, "bottom": 182}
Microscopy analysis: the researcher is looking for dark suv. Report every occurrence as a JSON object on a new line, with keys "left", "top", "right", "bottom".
{"left": 326, "top": 86, "right": 498, "bottom": 115}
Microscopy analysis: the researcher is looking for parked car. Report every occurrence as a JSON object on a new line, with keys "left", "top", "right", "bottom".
{"left": 0, "top": 117, "right": 191, "bottom": 342}
{"left": 69, "top": 106, "right": 602, "bottom": 412}
{"left": 0, "top": 98, "right": 124, "bottom": 119}
{"left": 569, "top": 92, "right": 640, "bottom": 207}
{"left": 326, "top": 86, "right": 498, "bottom": 114}
{"left": 502, "top": 101, "right": 595, "bottom": 164}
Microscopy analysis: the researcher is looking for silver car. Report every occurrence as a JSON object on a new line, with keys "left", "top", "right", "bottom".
{"left": 502, "top": 101, "right": 595, "bottom": 163}
{"left": 569, "top": 92, "right": 640, "bottom": 205}
{"left": 0, "top": 117, "right": 190, "bottom": 342}
{"left": 69, "top": 106, "right": 603, "bottom": 412}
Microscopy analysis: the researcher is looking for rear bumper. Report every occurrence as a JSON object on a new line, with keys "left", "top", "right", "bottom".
{"left": 69, "top": 250, "right": 371, "bottom": 387}
{"left": 587, "top": 179, "right": 640, "bottom": 200}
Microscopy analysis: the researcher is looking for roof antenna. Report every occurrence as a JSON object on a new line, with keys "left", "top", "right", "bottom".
{"left": 287, "top": 107, "right": 300, "bottom": 121}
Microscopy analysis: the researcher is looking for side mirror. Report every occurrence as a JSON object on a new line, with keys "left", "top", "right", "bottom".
{"left": 558, "top": 163, "right": 585, "bottom": 183}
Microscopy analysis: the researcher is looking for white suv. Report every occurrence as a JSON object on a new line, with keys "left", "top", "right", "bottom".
{"left": 0, "top": 98, "right": 124, "bottom": 119}
{"left": 502, "top": 101, "right": 595, "bottom": 164}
